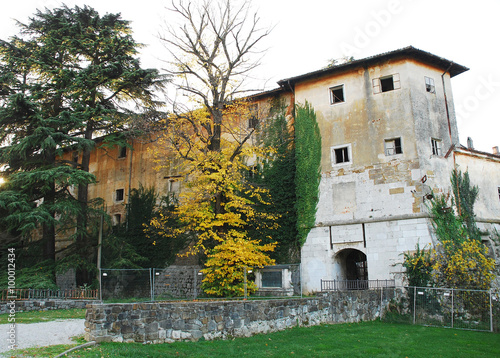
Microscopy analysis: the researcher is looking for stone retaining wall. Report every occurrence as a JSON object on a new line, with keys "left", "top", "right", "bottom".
{"left": 1, "top": 299, "right": 98, "bottom": 314}
{"left": 85, "top": 289, "right": 397, "bottom": 343}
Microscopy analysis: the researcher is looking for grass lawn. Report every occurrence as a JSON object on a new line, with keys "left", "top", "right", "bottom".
{"left": 0, "top": 308, "right": 86, "bottom": 324}
{"left": 8, "top": 320, "right": 499, "bottom": 358}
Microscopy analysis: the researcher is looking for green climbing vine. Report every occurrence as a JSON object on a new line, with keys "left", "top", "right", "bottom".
{"left": 294, "top": 101, "right": 322, "bottom": 246}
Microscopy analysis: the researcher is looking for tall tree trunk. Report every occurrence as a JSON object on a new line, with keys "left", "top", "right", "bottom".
{"left": 76, "top": 126, "right": 93, "bottom": 285}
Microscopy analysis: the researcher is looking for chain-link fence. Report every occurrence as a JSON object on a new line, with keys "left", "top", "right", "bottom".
{"left": 99, "top": 264, "right": 302, "bottom": 301}
{"left": 383, "top": 286, "right": 499, "bottom": 332}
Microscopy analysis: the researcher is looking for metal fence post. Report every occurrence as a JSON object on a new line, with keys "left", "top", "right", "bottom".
{"left": 451, "top": 288, "right": 454, "bottom": 329}
{"left": 149, "top": 268, "right": 153, "bottom": 302}
{"left": 490, "top": 289, "right": 493, "bottom": 332}
{"left": 193, "top": 268, "right": 197, "bottom": 300}
{"left": 99, "top": 268, "right": 102, "bottom": 301}
{"left": 413, "top": 286, "right": 416, "bottom": 325}
{"left": 300, "top": 263, "right": 303, "bottom": 298}
{"left": 244, "top": 266, "right": 247, "bottom": 300}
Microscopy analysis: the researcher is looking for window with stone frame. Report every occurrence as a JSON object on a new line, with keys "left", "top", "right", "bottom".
{"left": 425, "top": 76, "right": 435, "bottom": 93}
{"left": 329, "top": 84, "right": 345, "bottom": 104}
{"left": 115, "top": 188, "right": 124, "bottom": 202}
{"left": 331, "top": 144, "right": 352, "bottom": 166}
{"left": 431, "top": 138, "right": 442, "bottom": 156}
{"left": 384, "top": 137, "right": 403, "bottom": 156}
{"left": 373, "top": 73, "right": 401, "bottom": 94}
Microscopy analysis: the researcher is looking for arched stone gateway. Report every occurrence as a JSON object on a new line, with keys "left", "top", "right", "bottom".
{"left": 335, "top": 249, "right": 368, "bottom": 281}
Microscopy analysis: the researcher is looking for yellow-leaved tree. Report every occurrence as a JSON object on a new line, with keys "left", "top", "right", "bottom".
{"left": 149, "top": 0, "right": 277, "bottom": 296}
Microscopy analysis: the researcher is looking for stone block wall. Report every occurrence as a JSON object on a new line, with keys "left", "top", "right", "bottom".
{"left": 0, "top": 299, "right": 98, "bottom": 314}
{"left": 85, "top": 289, "right": 397, "bottom": 343}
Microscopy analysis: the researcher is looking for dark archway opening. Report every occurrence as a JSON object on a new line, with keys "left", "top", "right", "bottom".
{"left": 337, "top": 249, "right": 368, "bottom": 281}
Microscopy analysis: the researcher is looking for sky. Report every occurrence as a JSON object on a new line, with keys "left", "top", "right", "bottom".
{"left": 1, "top": 0, "right": 499, "bottom": 153}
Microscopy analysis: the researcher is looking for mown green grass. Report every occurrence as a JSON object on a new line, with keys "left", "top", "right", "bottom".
{"left": 0, "top": 308, "right": 85, "bottom": 324}
{"left": 7, "top": 320, "right": 499, "bottom": 358}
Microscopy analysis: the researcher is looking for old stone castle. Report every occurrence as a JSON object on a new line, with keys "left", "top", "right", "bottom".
{"left": 69, "top": 46, "right": 500, "bottom": 294}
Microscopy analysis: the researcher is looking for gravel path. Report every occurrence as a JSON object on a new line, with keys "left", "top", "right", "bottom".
{"left": 0, "top": 319, "right": 85, "bottom": 355}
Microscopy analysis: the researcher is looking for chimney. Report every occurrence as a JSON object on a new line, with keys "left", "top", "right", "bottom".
{"left": 493, "top": 146, "right": 499, "bottom": 155}
{"left": 467, "top": 137, "right": 474, "bottom": 149}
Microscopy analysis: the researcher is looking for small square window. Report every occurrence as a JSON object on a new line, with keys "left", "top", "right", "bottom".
{"left": 385, "top": 138, "right": 402, "bottom": 156}
{"left": 118, "top": 146, "right": 127, "bottom": 159}
{"left": 380, "top": 76, "right": 395, "bottom": 92}
{"left": 431, "top": 138, "right": 442, "bottom": 156}
{"left": 373, "top": 73, "right": 400, "bottom": 94}
{"left": 425, "top": 77, "right": 435, "bottom": 93}
{"left": 115, "top": 189, "right": 124, "bottom": 202}
{"left": 329, "top": 85, "right": 345, "bottom": 104}
{"left": 331, "top": 144, "right": 352, "bottom": 166}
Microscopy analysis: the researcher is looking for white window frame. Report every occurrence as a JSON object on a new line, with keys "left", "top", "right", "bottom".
{"left": 331, "top": 144, "right": 352, "bottom": 166}
{"left": 384, "top": 137, "right": 403, "bottom": 156}
{"left": 329, "top": 84, "right": 345, "bottom": 105}
{"left": 431, "top": 138, "right": 442, "bottom": 156}
{"left": 425, "top": 76, "right": 435, "bottom": 93}
{"left": 373, "top": 73, "right": 401, "bottom": 94}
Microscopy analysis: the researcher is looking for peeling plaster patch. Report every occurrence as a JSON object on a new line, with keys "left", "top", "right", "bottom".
{"left": 389, "top": 187, "right": 405, "bottom": 195}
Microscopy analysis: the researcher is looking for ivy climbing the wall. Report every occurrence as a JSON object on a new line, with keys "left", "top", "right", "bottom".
{"left": 295, "top": 102, "right": 322, "bottom": 247}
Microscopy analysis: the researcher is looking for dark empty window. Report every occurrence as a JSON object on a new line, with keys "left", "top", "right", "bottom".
{"left": 72, "top": 151, "right": 78, "bottom": 167}
{"left": 248, "top": 104, "right": 258, "bottom": 129}
{"left": 262, "top": 271, "right": 282, "bottom": 288}
{"left": 115, "top": 189, "right": 124, "bottom": 202}
{"left": 118, "top": 146, "right": 127, "bottom": 158}
{"left": 373, "top": 74, "right": 400, "bottom": 94}
{"left": 330, "top": 85, "right": 345, "bottom": 104}
{"left": 385, "top": 138, "right": 402, "bottom": 155}
{"left": 334, "top": 147, "right": 350, "bottom": 164}
{"left": 113, "top": 214, "right": 121, "bottom": 226}
{"left": 380, "top": 76, "right": 394, "bottom": 92}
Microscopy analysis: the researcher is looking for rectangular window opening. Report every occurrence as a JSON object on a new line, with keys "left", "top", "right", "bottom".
{"left": 115, "top": 189, "right": 124, "bottom": 202}
{"left": 330, "top": 85, "right": 345, "bottom": 104}
{"left": 331, "top": 144, "right": 352, "bottom": 166}
{"left": 431, "top": 138, "right": 442, "bottom": 156}
{"left": 334, "top": 147, "right": 349, "bottom": 164}
{"left": 425, "top": 76, "right": 435, "bottom": 93}
{"left": 373, "top": 73, "right": 400, "bottom": 94}
{"left": 118, "top": 146, "right": 127, "bottom": 159}
{"left": 113, "top": 214, "right": 121, "bottom": 226}
{"left": 248, "top": 104, "right": 258, "bottom": 129}
{"left": 380, "top": 76, "right": 395, "bottom": 92}
{"left": 385, "top": 138, "right": 403, "bottom": 156}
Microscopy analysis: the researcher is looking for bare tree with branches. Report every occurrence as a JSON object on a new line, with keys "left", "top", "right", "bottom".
{"left": 160, "top": 0, "right": 270, "bottom": 153}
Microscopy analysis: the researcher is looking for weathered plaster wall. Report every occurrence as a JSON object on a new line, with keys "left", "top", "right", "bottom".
{"left": 297, "top": 58, "right": 466, "bottom": 293}
{"left": 454, "top": 151, "right": 500, "bottom": 221}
